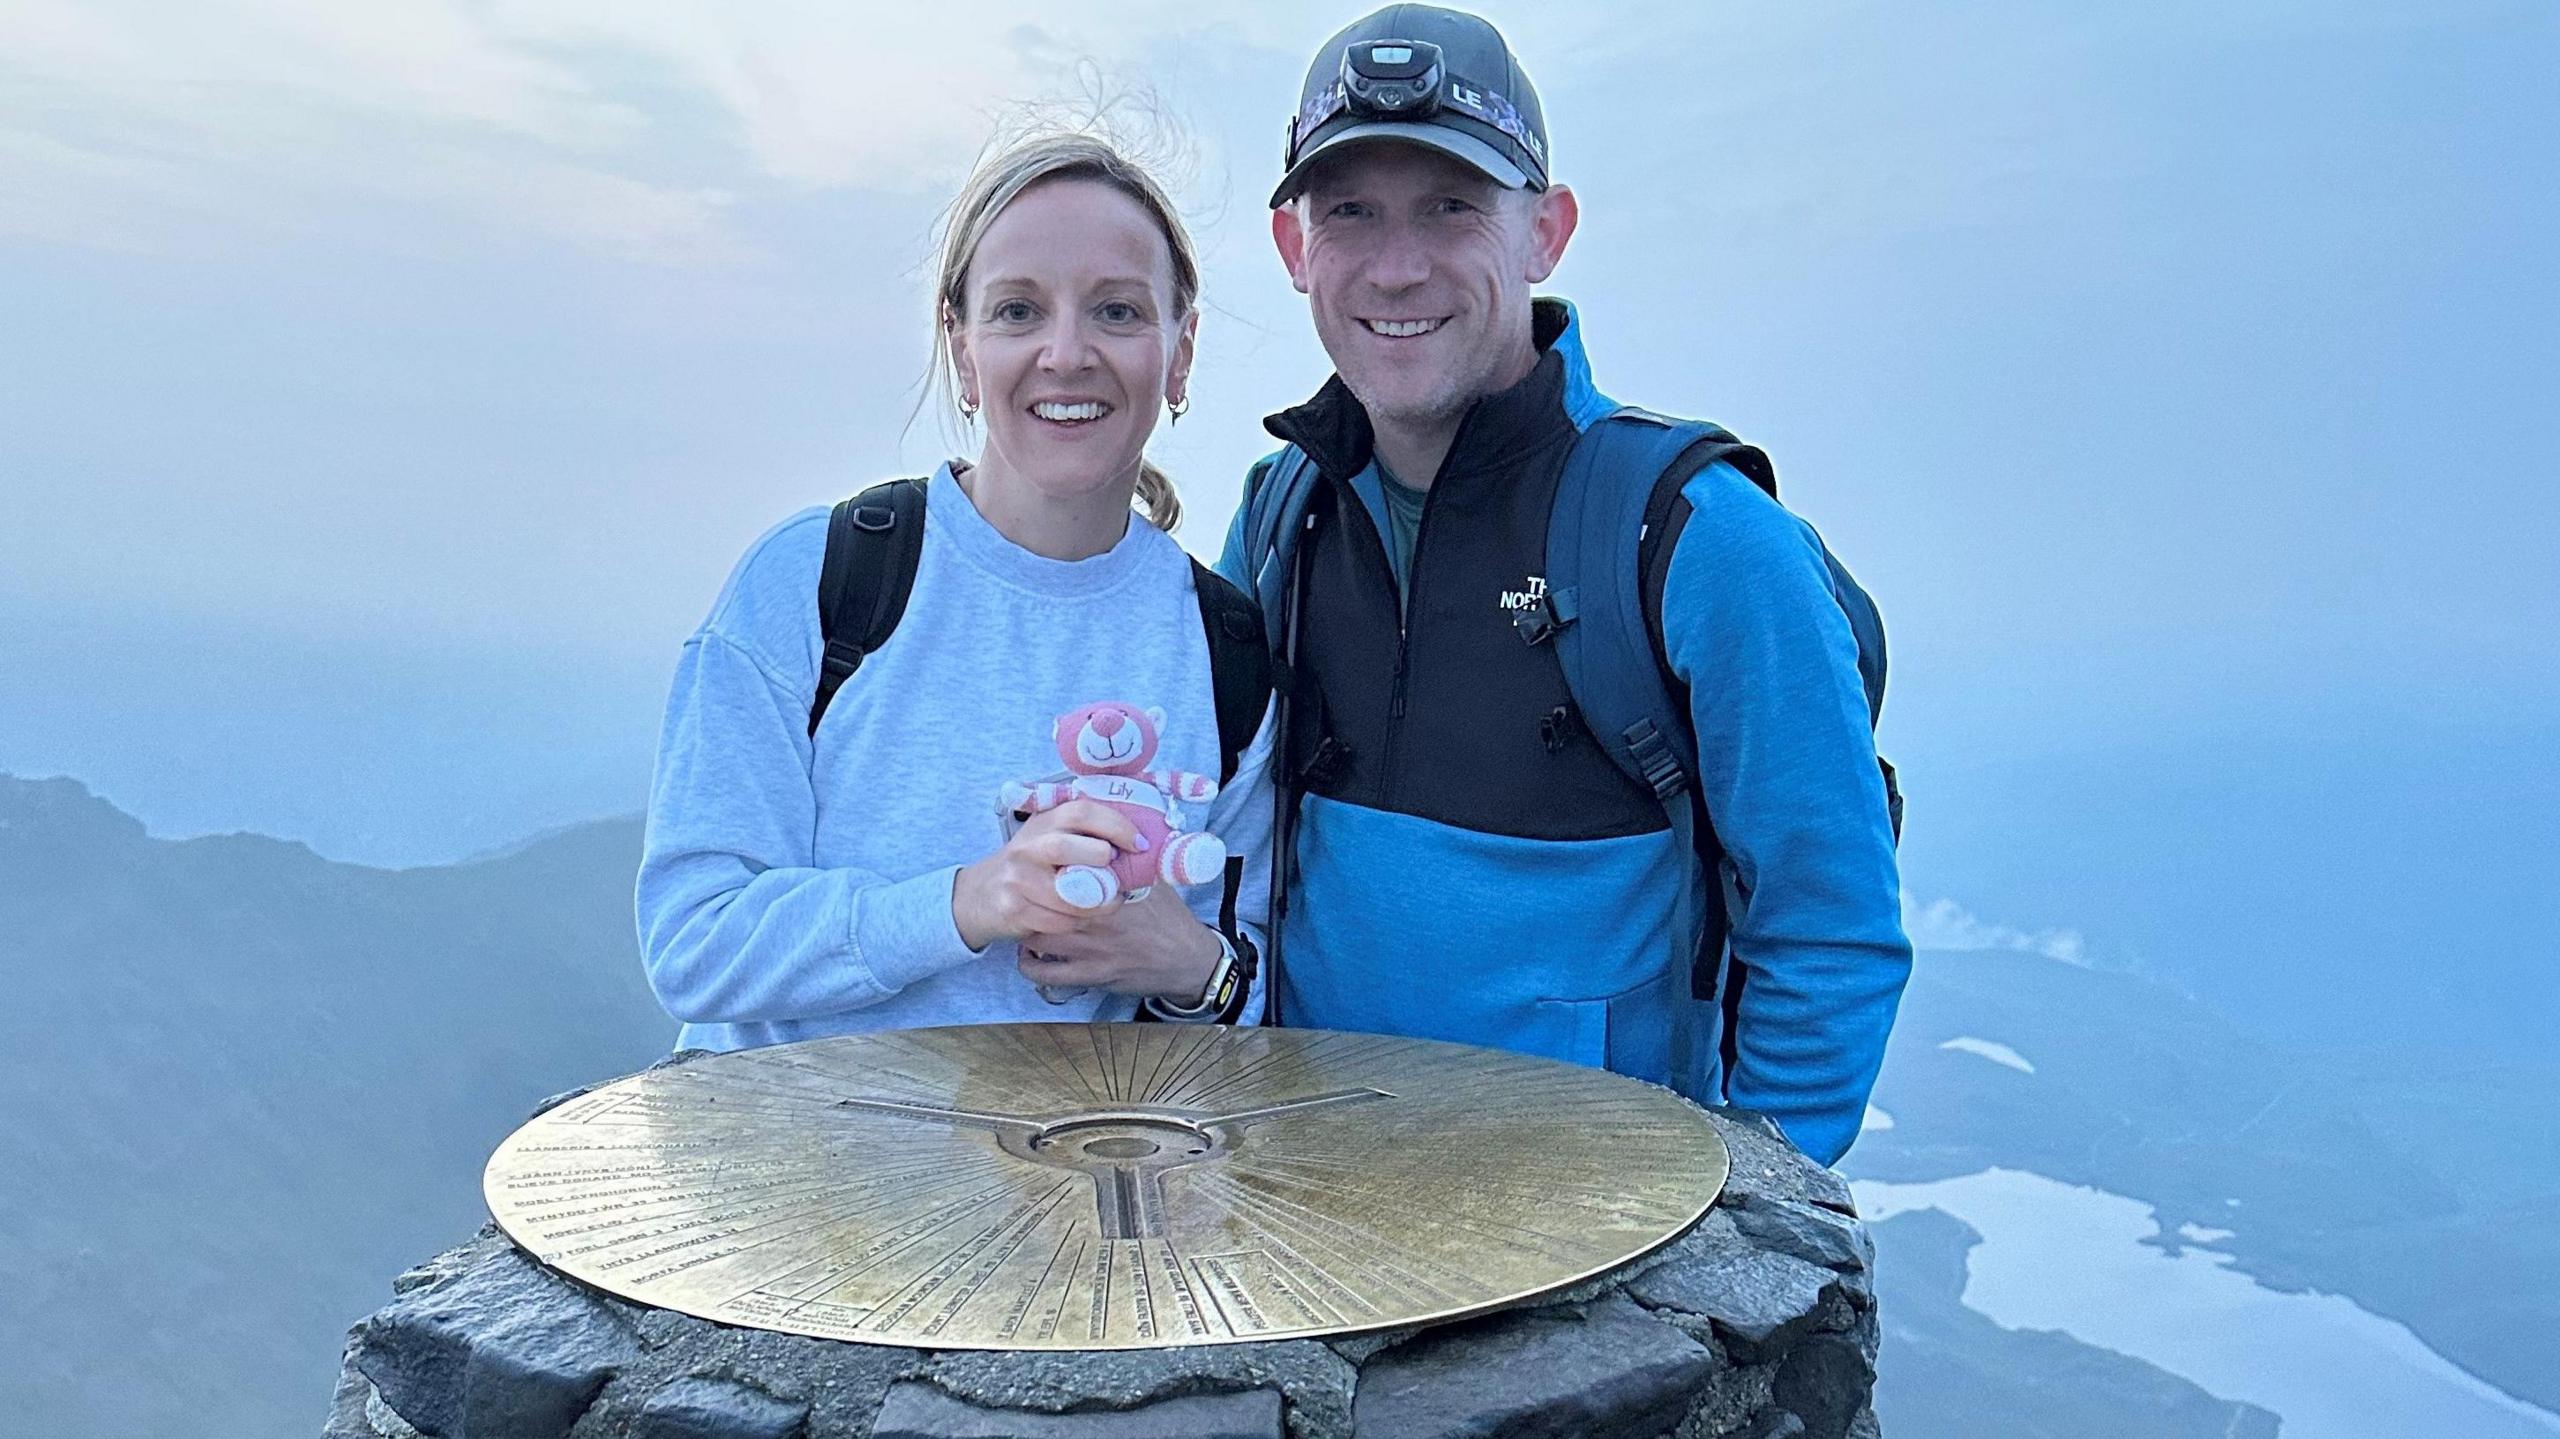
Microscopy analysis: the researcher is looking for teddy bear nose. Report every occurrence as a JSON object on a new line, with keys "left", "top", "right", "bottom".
{"left": 1092, "top": 712, "right": 1125, "bottom": 736}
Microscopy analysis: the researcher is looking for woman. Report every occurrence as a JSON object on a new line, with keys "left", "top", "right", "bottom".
{"left": 636, "top": 130, "right": 1271, "bottom": 1053}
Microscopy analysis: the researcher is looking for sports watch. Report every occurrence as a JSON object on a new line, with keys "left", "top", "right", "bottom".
{"left": 1144, "top": 927, "right": 1256, "bottom": 1024}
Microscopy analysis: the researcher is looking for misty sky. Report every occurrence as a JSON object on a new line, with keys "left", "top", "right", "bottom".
{"left": 4, "top": 1, "right": 2554, "bottom": 1059}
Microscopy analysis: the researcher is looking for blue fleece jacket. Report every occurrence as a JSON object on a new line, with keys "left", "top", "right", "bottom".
{"left": 1216, "top": 304, "right": 1908, "bottom": 1165}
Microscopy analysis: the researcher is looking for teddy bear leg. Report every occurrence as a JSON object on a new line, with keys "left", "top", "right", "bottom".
{"left": 1157, "top": 831, "right": 1230, "bottom": 888}
{"left": 1054, "top": 865, "right": 1121, "bottom": 910}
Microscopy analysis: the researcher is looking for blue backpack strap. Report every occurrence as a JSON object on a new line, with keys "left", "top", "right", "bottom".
{"left": 1538, "top": 408, "right": 1893, "bottom": 822}
{"left": 1632, "top": 434, "right": 1896, "bottom": 834}
{"left": 1238, "top": 446, "right": 1323, "bottom": 652}
{"left": 1532, "top": 409, "right": 1738, "bottom": 813}
{"left": 1230, "top": 444, "right": 1323, "bottom": 1027}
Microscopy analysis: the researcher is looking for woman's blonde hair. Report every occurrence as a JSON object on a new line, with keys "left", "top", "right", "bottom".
{"left": 929, "top": 130, "right": 1200, "bottom": 532}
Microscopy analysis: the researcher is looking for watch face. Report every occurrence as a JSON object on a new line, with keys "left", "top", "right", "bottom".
{"left": 1153, "top": 937, "right": 1241, "bottom": 1021}
{"left": 1192, "top": 952, "right": 1236, "bottom": 1013}
{"left": 1209, "top": 935, "right": 1248, "bottom": 1012}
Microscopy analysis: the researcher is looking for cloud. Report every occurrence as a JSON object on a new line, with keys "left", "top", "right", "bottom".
{"left": 1, "top": 0, "right": 688, "bottom": 256}
{"left": 476, "top": 3, "right": 1267, "bottom": 190}
{"left": 1902, "top": 895, "right": 2089, "bottom": 964}
{"left": 0, "top": 0, "right": 1320, "bottom": 262}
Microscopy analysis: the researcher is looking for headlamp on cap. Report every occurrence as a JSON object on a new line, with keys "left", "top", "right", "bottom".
{"left": 1342, "top": 39, "right": 1443, "bottom": 117}
{"left": 1283, "top": 33, "right": 1549, "bottom": 197}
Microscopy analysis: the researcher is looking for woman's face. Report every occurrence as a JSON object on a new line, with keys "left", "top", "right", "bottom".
{"left": 951, "top": 178, "right": 1195, "bottom": 505}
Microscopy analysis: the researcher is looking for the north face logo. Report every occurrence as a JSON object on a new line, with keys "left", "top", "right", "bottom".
{"left": 1497, "top": 575, "right": 1549, "bottom": 612}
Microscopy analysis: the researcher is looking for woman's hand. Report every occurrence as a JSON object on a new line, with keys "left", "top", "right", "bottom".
{"left": 1019, "top": 888, "right": 1224, "bottom": 1003}
{"left": 951, "top": 799, "right": 1140, "bottom": 952}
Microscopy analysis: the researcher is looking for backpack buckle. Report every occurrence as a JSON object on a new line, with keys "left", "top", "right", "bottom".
{"left": 851, "top": 504, "right": 898, "bottom": 533}
{"left": 820, "top": 636, "right": 868, "bottom": 679}
{"left": 1624, "top": 719, "right": 1689, "bottom": 802}
{"left": 1296, "top": 735, "right": 1353, "bottom": 789}
{"left": 1512, "top": 587, "right": 1578, "bottom": 647}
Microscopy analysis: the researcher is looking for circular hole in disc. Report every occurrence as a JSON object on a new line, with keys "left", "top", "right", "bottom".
{"left": 1083, "top": 1136, "right": 1161, "bottom": 1159}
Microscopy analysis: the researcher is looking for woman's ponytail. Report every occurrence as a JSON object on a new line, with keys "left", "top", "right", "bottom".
{"left": 1135, "top": 459, "right": 1183, "bottom": 533}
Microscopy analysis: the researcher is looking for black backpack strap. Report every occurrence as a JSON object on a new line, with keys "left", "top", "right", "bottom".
{"left": 809, "top": 477, "right": 929, "bottom": 738}
{"left": 1191, "top": 559, "right": 1274, "bottom": 786}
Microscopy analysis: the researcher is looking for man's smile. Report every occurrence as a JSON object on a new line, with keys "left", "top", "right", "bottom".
{"left": 1359, "top": 317, "right": 1449, "bottom": 338}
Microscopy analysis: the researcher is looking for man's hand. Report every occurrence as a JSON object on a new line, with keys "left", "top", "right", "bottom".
{"left": 1020, "top": 887, "right": 1223, "bottom": 1003}
{"left": 952, "top": 799, "right": 1140, "bottom": 952}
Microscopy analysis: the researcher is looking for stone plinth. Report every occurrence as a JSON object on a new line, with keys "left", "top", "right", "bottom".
{"left": 327, "top": 1104, "right": 1876, "bottom": 1439}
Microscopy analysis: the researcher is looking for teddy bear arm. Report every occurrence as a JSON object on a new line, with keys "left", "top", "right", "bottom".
{"left": 1145, "top": 768, "right": 1219, "bottom": 803}
{"left": 1009, "top": 780, "right": 1075, "bottom": 815}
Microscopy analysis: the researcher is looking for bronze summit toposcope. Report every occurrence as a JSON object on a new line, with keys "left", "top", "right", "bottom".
{"left": 482, "top": 1024, "right": 1730, "bottom": 1350}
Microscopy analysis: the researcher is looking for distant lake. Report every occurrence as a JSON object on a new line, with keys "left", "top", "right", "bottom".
{"left": 1853, "top": 1168, "right": 2560, "bottom": 1439}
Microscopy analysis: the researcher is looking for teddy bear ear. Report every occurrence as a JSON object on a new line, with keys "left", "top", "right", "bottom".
{"left": 1145, "top": 706, "right": 1166, "bottom": 732}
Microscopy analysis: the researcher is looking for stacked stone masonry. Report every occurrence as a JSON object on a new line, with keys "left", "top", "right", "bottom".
{"left": 328, "top": 1100, "right": 1878, "bottom": 1439}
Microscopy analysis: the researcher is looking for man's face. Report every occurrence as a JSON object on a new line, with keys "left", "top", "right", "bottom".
{"left": 1275, "top": 144, "right": 1575, "bottom": 439}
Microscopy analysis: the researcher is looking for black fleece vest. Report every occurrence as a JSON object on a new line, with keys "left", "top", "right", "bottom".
{"left": 1264, "top": 328, "right": 1668, "bottom": 844}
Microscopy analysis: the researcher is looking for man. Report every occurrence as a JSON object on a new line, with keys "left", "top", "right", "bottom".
{"left": 1217, "top": 5, "right": 1910, "bottom": 1166}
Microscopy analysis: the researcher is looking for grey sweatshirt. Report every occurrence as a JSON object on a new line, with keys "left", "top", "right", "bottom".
{"left": 637, "top": 466, "right": 1273, "bottom": 1053}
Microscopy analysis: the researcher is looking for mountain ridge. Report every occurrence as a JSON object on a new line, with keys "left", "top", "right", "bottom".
{"left": 3, "top": 776, "right": 2544, "bottom": 1437}
{"left": 0, "top": 775, "right": 672, "bottom": 1439}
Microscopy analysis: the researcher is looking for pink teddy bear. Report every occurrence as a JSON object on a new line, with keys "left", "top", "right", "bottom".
{"left": 999, "top": 701, "right": 1227, "bottom": 910}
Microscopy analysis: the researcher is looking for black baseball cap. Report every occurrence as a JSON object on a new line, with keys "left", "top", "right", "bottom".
{"left": 1272, "top": 5, "right": 1549, "bottom": 208}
